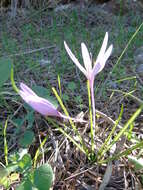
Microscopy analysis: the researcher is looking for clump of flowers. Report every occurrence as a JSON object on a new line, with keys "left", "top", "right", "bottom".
{"left": 17, "top": 32, "right": 113, "bottom": 156}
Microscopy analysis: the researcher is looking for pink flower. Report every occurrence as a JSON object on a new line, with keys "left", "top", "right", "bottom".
{"left": 64, "top": 32, "right": 113, "bottom": 84}
{"left": 19, "top": 83, "right": 87, "bottom": 122}
{"left": 64, "top": 32, "right": 113, "bottom": 140}
{"left": 19, "top": 83, "right": 62, "bottom": 117}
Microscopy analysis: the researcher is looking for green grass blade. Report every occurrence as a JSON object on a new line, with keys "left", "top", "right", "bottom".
{"left": 33, "top": 134, "right": 49, "bottom": 168}
{"left": 97, "top": 105, "right": 123, "bottom": 159}
{"left": 127, "top": 123, "right": 134, "bottom": 140}
{"left": 100, "top": 22, "right": 143, "bottom": 94}
{"left": 11, "top": 67, "right": 19, "bottom": 93}
{"left": 47, "top": 118, "right": 86, "bottom": 154}
{"left": 99, "top": 140, "right": 143, "bottom": 164}
{"left": 99, "top": 105, "right": 143, "bottom": 159}
{"left": 115, "top": 76, "right": 136, "bottom": 83}
{"left": 52, "top": 87, "right": 83, "bottom": 144}
{"left": 57, "top": 75, "right": 62, "bottom": 98}
{"left": 3, "top": 119, "right": 8, "bottom": 166}
{"left": 111, "top": 22, "right": 143, "bottom": 74}
{"left": 87, "top": 80, "right": 94, "bottom": 154}
{"left": 108, "top": 89, "right": 143, "bottom": 105}
{"left": 52, "top": 87, "right": 71, "bottom": 118}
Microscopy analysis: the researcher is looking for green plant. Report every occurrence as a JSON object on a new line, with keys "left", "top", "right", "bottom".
{"left": 0, "top": 120, "right": 54, "bottom": 190}
{"left": 11, "top": 29, "right": 143, "bottom": 165}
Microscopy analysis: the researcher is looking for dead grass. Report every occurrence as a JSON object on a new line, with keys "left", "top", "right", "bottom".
{"left": 0, "top": 0, "right": 143, "bottom": 189}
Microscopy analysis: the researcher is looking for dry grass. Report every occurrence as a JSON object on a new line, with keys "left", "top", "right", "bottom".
{"left": 0, "top": 0, "right": 143, "bottom": 189}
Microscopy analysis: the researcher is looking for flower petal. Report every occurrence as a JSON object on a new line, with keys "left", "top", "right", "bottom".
{"left": 91, "top": 61, "right": 101, "bottom": 80}
{"left": 19, "top": 83, "right": 61, "bottom": 117}
{"left": 96, "top": 32, "right": 108, "bottom": 64}
{"left": 92, "top": 44, "right": 113, "bottom": 77}
{"left": 81, "top": 43, "right": 92, "bottom": 76}
{"left": 103, "top": 44, "right": 113, "bottom": 66}
{"left": 64, "top": 41, "right": 87, "bottom": 77}
{"left": 20, "top": 83, "right": 37, "bottom": 96}
{"left": 28, "top": 99, "right": 61, "bottom": 116}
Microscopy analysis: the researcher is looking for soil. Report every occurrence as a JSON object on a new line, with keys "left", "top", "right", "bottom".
{"left": 0, "top": 0, "right": 143, "bottom": 189}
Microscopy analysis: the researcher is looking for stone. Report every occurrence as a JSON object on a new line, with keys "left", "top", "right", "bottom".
{"left": 108, "top": 80, "right": 118, "bottom": 89}
{"left": 134, "top": 46, "right": 143, "bottom": 75}
{"left": 134, "top": 46, "right": 143, "bottom": 60}
{"left": 136, "top": 64, "right": 143, "bottom": 74}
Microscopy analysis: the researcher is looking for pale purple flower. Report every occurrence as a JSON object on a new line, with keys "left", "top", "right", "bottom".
{"left": 64, "top": 32, "right": 113, "bottom": 140}
{"left": 64, "top": 32, "right": 113, "bottom": 84}
{"left": 19, "top": 83, "right": 62, "bottom": 117}
{"left": 19, "top": 83, "right": 87, "bottom": 123}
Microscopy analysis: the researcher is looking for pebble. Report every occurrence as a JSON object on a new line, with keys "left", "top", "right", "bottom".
{"left": 134, "top": 46, "right": 143, "bottom": 75}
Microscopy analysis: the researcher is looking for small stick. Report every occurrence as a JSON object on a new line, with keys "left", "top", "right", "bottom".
{"left": 96, "top": 109, "right": 123, "bottom": 129}
{"left": 6, "top": 45, "right": 55, "bottom": 58}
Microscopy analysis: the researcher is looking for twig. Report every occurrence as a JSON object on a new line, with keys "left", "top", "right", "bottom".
{"left": 6, "top": 45, "right": 55, "bottom": 58}
{"left": 96, "top": 109, "right": 123, "bottom": 129}
{"left": 107, "top": 89, "right": 143, "bottom": 105}
{"left": 64, "top": 166, "right": 95, "bottom": 181}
